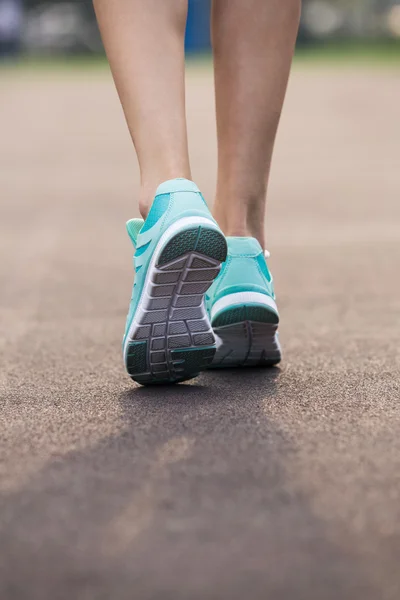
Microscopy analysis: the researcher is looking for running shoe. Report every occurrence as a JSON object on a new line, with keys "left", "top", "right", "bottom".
{"left": 206, "top": 236, "right": 281, "bottom": 368}
{"left": 123, "top": 178, "right": 227, "bottom": 385}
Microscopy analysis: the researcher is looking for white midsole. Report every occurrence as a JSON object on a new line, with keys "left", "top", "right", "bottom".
{"left": 123, "top": 216, "right": 222, "bottom": 358}
{"left": 211, "top": 291, "right": 278, "bottom": 322}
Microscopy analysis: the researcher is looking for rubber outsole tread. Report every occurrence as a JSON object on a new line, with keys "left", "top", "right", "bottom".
{"left": 211, "top": 303, "right": 281, "bottom": 369}
{"left": 195, "top": 229, "right": 227, "bottom": 263}
{"left": 126, "top": 341, "right": 147, "bottom": 373}
{"left": 213, "top": 303, "right": 279, "bottom": 328}
{"left": 125, "top": 223, "right": 227, "bottom": 385}
{"left": 157, "top": 227, "right": 227, "bottom": 266}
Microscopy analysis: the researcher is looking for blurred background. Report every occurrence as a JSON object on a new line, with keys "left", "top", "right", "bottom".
{"left": 1, "top": 0, "right": 400, "bottom": 58}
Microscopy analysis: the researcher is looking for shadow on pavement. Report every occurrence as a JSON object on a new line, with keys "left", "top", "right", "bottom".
{"left": 0, "top": 366, "right": 374, "bottom": 600}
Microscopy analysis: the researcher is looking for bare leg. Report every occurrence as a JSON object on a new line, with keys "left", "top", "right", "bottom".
{"left": 211, "top": 0, "right": 301, "bottom": 247}
{"left": 93, "top": 0, "right": 190, "bottom": 217}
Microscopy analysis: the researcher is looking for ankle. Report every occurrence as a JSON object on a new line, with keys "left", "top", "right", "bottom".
{"left": 139, "top": 188, "right": 153, "bottom": 220}
{"left": 214, "top": 215, "right": 265, "bottom": 249}
{"left": 213, "top": 198, "right": 266, "bottom": 248}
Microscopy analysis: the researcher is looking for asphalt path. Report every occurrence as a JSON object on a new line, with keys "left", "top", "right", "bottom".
{"left": 1, "top": 64, "right": 400, "bottom": 600}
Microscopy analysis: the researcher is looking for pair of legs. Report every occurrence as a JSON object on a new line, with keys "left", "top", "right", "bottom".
{"left": 93, "top": 0, "right": 300, "bottom": 249}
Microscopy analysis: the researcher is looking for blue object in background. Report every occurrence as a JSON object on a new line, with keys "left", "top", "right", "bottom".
{"left": 185, "top": 0, "right": 211, "bottom": 53}
{"left": 0, "top": 0, "right": 23, "bottom": 57}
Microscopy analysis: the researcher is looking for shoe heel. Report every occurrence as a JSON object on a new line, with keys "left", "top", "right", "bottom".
{"left": 211, "top": 300, "right": 281, "bottom": 369}
{"left": 125, "top": 221, "right": 227, "bottom": 385}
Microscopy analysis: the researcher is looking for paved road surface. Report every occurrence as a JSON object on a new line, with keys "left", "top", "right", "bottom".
{"left": 1, "top": 64, "right": 400, "bottom": 600}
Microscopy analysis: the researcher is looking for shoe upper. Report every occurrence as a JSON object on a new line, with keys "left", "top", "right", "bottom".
{"left": 124, "top": 178, "right": 218, "bottom": 343}
{"left": 206, "top": 236, "right": 275, "bottom": 314}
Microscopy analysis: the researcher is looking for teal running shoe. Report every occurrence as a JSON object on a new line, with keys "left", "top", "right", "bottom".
{"left": 123, "top": 178, "right": 227, "bottom": 385}
{"left": 206, "top": 237, "right": 281, "bottom": 368}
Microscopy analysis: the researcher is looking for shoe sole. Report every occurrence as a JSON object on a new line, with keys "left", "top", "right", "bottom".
{"left": 124, "top": 217, "right": 227, "bottom": 385}
{"left": 211, "top": 293, "right": 281, "bottom": 368}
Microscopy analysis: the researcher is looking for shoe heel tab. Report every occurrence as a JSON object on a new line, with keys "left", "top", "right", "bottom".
{"left": 155, "top": 178, "right": 200, "bottom": 195}
{"left": 226, "top": 236, "right": 263, "bottom": 257}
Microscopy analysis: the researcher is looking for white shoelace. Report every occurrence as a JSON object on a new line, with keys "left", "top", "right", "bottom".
{"left": 264, "top": 250, "right": 271, "bottom": 259}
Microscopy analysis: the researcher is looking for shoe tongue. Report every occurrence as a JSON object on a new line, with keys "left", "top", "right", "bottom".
{"left": 126, "top": 218, "right": 144, "bottom": 246}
